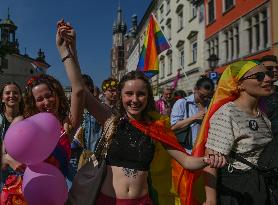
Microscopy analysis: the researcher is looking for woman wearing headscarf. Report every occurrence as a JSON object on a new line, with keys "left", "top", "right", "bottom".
{"left": 202, "top": 61, "right": 275, "bottom": 205}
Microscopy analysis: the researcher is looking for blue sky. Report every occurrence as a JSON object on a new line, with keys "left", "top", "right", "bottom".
{"left": 0, "top": 0, "right": 151, "bottom": 87}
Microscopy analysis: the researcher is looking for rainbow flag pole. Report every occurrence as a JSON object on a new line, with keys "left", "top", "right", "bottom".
{"left": 137, "top": 13, "right": 171, "bottom": 78}
{"left": 152, "top": 14, "right": 194, "bottom": 94}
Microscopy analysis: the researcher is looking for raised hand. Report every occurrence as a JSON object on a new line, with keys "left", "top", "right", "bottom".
{"left": 56, "top": 19, "right": 76, "bottom": 60}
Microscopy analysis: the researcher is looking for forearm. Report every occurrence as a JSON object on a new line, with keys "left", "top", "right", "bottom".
{"left": 84, "top": 89, "right": 112, "bottom": 125}
{"left": 167, "top": 149, "right": 206, "bottom": 171}
{"left": 182, "top": 156, "right": 207, "bottom": 170}
{"left": 204, "top": 148, "right": 218, "bottom": 204}
{"left": 171, "top": 116, "right": 196, "bottom": 130}
{"left": 61, "top": 51, "right": 84, "bottom": 93}
{"left": 204, "top": 166, "right": 217, "bottom": 204}
{"left": 63, "top": 55, "right": 84, "bottom": 128}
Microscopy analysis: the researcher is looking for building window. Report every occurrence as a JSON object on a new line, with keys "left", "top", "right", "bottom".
{"left": 247, "top": 19, "right": 253, "bottom": 53}
{"left": 215, "top": 37, "right": 219, "bottom": 57}
{"left": 222, "top": 24, "right": 239, "bottom": 62}
{"left": 207, "top": 36, "right": 219, "bottom": 64}
{"left": 176, "top": 5, "right": 184, "bottom": 31}
{"left": 262, "top": 10, "right": 268, "bottom": 48}
{"left": 229, "top": 29, "right": 234, "bottom": 60}
{"left": 166, "top": 19, "right": 171, "bottom": 40}
{"left": 191, "top": 41, "right": 198, "bottom": 63}
{"left": 191, "top": 4, "right": 197, "bottom": 19}
{"left": 178, "top": 47, "right": 184, "bottom": 68}
{"left": 224, "top": 31, "right": 229, "bottom": 61}
{"left": 224, "top": 0, "right": 234, "bottom": 12}
{"left": 208, "top": 0, "right": 215, "bottom": 24}
{"left": 235, "top": 26, "right": 239, "bottom": 58}
{"left": 166, "top": 0, "right": 171, "bottom": 14}
{"left": 160, "top": 57, "right": 165, "bottom": 79}
{"left": 160, "top": 4, "right": 164, "bottom": 22}
{"left": 254, "top": 15, "right": 260, "bottom": 51}
{"left": 246, "top": 7, "right": 270, "bottom": 53}
{"left": 167, "top": 53, "right": 173, "bottom": 75}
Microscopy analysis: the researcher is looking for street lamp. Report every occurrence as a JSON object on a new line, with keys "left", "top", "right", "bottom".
{"left": 207, "top": 54, "right": 219, "bottom": 71}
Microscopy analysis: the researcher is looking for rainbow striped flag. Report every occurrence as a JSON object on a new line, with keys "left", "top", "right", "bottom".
{"left": 137, "top": 14, "right": 170, "bottom": 78}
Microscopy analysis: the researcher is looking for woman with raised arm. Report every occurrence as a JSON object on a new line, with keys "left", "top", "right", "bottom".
{"left": 57, "top": 20, "right": 226, "bottom": 205}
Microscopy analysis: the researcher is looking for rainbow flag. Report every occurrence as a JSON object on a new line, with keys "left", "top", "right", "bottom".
{"left": 137, "top": 14, "right": 170, "bottom": 78}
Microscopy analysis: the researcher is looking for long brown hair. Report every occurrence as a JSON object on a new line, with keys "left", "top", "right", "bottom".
{"left": 24, "top": 74, "right": 70, "bottom": 122}
{"left": 116, "top": 71, "right": 156, "bottom": 119}
{"left": 0, "top": 82, "right": 24, "bottom": 115}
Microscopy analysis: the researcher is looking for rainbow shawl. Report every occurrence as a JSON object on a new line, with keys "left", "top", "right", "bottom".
{"left": 179, "top": 61, "right": 260, "bottom": 205}
{"left": 137, "top": 14, "right": 170, "bottom": 78}
{"left": 130, "top": 112, "right": 188, "bottom": 205}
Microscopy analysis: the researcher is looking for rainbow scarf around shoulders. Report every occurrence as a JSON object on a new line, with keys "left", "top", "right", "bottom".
{"left": 129, "top": 112, "right": 187, "bottom": 205}
{"left": 181, "top": 60, "right": 260, "bottom": 205}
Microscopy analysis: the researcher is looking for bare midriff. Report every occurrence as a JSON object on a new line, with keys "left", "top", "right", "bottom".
{"left": 100, "top": 165, "right": 149, "bottom": 199}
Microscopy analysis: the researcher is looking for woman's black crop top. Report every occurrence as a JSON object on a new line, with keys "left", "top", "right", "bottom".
{"left": 106, "top": 118, "right": 155, "bottom": 171}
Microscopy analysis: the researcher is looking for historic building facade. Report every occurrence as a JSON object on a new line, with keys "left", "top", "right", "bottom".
{"left": 0, "top": 12, "right": 49, "bottom": 88}
{"left": 204, "top": 0, "right": 275, "bottom": 73}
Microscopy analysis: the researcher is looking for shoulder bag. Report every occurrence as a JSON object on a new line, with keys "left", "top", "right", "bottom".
{"left": 66, "top": 116, "right": 116, "bottom": 205}
{"left": 173, "top": 100, "right": 193, "bottom": 149}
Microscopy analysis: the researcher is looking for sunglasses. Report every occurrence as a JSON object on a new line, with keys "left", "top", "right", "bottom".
{"left": 240, "top": 70, "right": 274, "bottom": 82}
{"left": 265, "top": 66, "right": 278, "bottom": 71}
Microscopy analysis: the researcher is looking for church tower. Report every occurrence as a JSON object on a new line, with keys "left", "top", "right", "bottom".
{"left": 111, "top": 6, "right": 127, "bottom": 79}
{"left": 0, "top": 9, "right": 19, "bottom": 54}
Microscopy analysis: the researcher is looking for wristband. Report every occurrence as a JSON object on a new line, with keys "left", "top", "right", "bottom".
{"left": 61, "top": 53, "right": 71, "bottom": 62}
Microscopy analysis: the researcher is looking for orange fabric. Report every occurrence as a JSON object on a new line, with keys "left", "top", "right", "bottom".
{"left": 129, "top": 112, "right": 189, "bottom": 205}
{"left": 0, "top": 175, "right": 27, "bottom": 205}
{"left": 129, "top": 117, "right": 186, "bottom": 154}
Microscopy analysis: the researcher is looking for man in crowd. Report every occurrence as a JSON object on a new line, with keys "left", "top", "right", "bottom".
{"left": 260, "top": 55, "right": 278, "bottom": 138}
{"left": 156, "top": 85, "right": 173, "bottom": 116}
{"left": 101, "top": 77, "right": 118, "bottom": 110}
{"left": 171, "top": 77, "right": 214, "bottom": 153}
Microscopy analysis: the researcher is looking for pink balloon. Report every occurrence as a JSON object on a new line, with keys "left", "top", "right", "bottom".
{"left": 4, "top": 112, "right": 61, "bottom": 164}
{"left": 23, "top": 162, "right": 68, "bottom": 205}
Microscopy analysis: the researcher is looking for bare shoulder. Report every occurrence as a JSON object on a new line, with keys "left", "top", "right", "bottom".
{"left": 11, "top": 116, "right": 24, "bottom": 124}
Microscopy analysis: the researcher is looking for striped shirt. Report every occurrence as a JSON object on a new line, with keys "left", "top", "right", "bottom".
{"left": 206, "top": 102, "right": 272, "bottom": 170}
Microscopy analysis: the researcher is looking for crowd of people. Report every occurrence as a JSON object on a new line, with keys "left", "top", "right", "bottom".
{"left": 0, "top": 19, "right": 277, "bottom": 205}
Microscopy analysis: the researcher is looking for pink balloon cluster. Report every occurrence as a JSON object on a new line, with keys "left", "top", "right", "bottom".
{"left": 4, "top": 112, "right": 61, "bottom": 164}
{"left": 4, "top": 113, "right": 68, "bottom": 205}
{"left": 23, "top": 162, "right": 68, "bottom": 205}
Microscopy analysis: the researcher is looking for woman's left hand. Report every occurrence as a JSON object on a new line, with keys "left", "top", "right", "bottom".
{"left": 56, "top": 19, "right": 76, "bottom": 58}
{"left": 203, "top": 151, "right": 227, "bottom": 168}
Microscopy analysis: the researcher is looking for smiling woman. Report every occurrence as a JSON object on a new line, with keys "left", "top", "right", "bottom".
{"left": 203, "top": 61, "right": 276, "bottom": 205}
{"left": 0, "top": 82, "right": 25, "bottom": 204}
{"left": 0, "top": 73, "right": 82, "bottom": 204}
{"left": 57, "top": 20, "right": 227, "bottom": 205}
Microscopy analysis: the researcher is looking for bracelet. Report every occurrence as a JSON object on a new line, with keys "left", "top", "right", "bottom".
{"left": 61, "top": 53, "right": 72, "bottom": 62}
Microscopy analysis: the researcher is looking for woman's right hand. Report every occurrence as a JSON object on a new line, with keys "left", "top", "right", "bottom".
{"left": 56, "top": 19, "right": 76, "bottom": 59}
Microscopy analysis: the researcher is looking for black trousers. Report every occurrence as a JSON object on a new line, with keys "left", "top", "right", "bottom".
{"left": 217, "top": 167, "right": 276, "bottom": 205}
